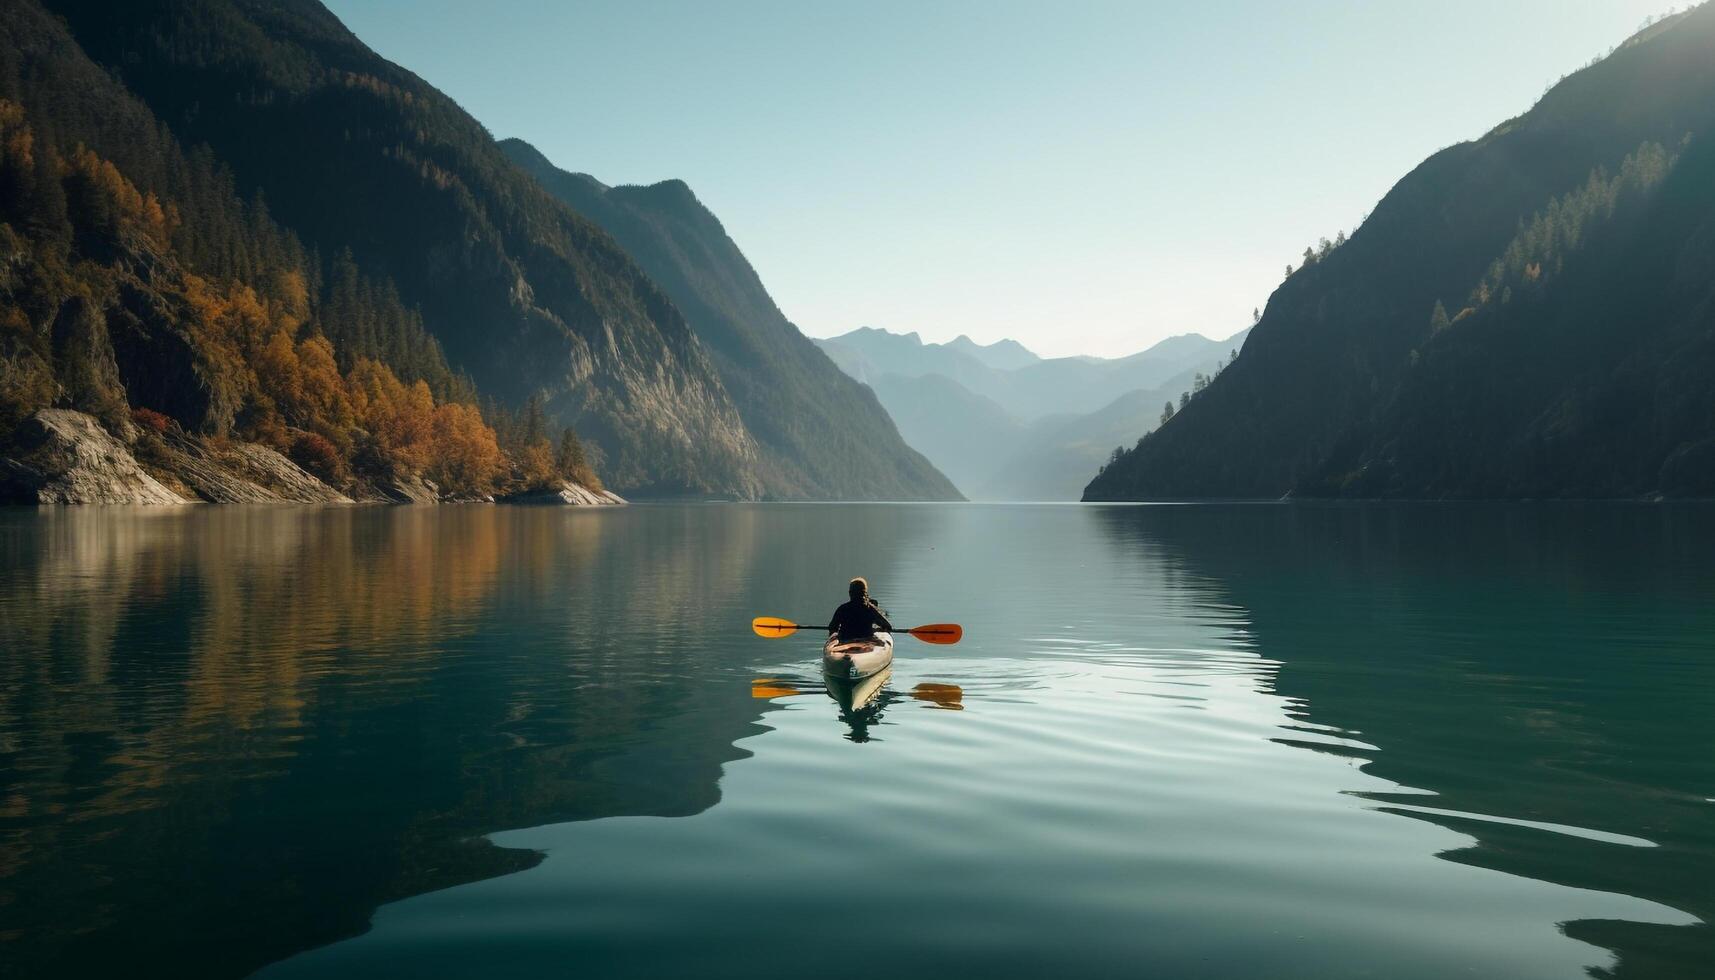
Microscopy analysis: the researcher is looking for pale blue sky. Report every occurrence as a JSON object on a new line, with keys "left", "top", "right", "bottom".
{"left": 327, "top": 0, "right": 1683, "bottom": 357}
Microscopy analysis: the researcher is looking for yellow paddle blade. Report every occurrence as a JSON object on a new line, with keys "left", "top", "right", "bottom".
{"left": 752, "top": 616, "right": 800, "bottom": 638}
{"left": 908, "top": 623, "right": 963, "bottom": 645}
{"left": 911, "top": 683, "right": 964, "bottom": 710}
{"left": 751, "top": 679, "right": 802, "bottom": 699}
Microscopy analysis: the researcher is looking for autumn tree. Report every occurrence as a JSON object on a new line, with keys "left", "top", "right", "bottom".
{"left": 556, "top": 426, "right": 599, "bottom": 488}
{"left": 0, "top": 81, "right": 536, "bottom": 501}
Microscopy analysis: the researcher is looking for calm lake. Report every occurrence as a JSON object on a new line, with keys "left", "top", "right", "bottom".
{"left": 1, "top": 503, "right": 1711, "bottom": 979}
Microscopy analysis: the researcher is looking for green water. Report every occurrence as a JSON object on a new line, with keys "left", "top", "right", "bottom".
{"left": 1, "top": 503, "right": 1710, "bottom": 979}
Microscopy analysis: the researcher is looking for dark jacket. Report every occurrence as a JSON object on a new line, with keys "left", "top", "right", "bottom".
{"left": 827, "top": 598, "right": 893, "bottom": 640}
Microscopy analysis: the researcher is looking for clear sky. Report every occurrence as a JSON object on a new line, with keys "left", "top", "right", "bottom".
{"left": 326, "top": 0, "right": 1682, "bottom": 358}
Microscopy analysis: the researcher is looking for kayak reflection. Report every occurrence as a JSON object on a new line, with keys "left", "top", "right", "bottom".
{"left": 829, "top": 666, "right": 892, "bottom": 742}
{"left": 750, "top": 671, "right": 964, "bottom": 742}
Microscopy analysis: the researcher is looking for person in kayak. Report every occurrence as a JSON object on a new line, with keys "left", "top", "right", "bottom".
{"left": 827, "top": 577, "right": 893, "bottom": 640}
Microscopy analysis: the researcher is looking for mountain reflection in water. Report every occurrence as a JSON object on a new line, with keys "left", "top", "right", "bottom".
{"left": 1092, "top": 503, "right": 1715, "bottom": 979}
{"left": 2, "top": 503, "right": 1710, "bottom": 980}
{"left": 0, "top": 504, "right": 936, "bottom": 977}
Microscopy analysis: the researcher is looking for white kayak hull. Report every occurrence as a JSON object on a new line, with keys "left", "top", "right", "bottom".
{"left": 822, "top": 631, "right": 894, "bottom": 682}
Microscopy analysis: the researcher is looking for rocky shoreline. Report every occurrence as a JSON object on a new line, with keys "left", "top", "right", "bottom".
{"left": 0, "top": 409, "right": 624, "bottom": 506}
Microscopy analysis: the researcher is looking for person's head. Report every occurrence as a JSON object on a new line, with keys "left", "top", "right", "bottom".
{"left": 848, "top": 577, "right": 868, "bottom": 600}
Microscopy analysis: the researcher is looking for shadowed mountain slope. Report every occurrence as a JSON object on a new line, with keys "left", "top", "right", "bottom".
{"left": 1087, "top": 8, "right": 1715, "bottom": 501}
{"left": 500, "top": 139, "right": 959, "bottom": 500}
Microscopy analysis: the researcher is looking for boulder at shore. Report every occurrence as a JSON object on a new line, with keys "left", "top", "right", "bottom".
{"left": 374, "top": 474, "right": 443, "bottom": 504}
{"left": 2, "top": 410, "right": 625, "bottom": 506}
{"left": 498, "top": 482, "right": 627, "bottom": 506}
{"left": 1, "top": 409, "right": 353, "bottom": 505}
{"left": 152, "top": 430, "right": 351, "bottom": 503}
{"left": 1, "top": 409, "right": 188, "bottom": 505}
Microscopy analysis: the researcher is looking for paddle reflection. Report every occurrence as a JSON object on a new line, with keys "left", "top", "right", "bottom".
{"left": 750, "top": 673, "right": 964, "bottom": 742}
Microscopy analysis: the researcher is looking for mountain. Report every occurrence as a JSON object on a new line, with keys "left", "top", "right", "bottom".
{"left": 818, "top": 326, "right": 1242, "bottom": 419}
{"left": 38, "top": 0, "right": 762, "bottom": 498}
{"left": 820, "top": 327, "right": 1041, "bottom": 378}
{"left": 816, "top": 326, "right": 1003, "bottom": 393}
{"left": 868, "top": 368, "right": 1214, "bottom": 502}
{"left": 865, "top": 373, "right": 1025, "bottom": 497}
{"left": 945, "top": 334, "right": 1040, "bottom": 371}
{"left": 816, "top": 326, "right": 1243, "bottom": 498}
{"left": 0, "top": 0, "right": 628, "bottom": 504}
{"left": 499, "top": 139, "right": 959, "bottom": 500}
{"left": 972, "top": 369, "right": 1206, "bottom": 501}
{"left": 1087, "top": 8, "right": 1715, "bottom": 501}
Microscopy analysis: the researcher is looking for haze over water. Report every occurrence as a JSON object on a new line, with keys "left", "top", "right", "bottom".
{"left": 2, "top": 504, "right": 1710, "bottom": 978}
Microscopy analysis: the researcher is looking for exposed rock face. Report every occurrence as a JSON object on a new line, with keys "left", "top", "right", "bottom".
{"left": 1, "top": 409, "right": 187, "bottom": 504}
{"left": 49, "top": 296, "right": 131, "bottom": 431}
{"left": 150, "top": 430, "right": 351, "bottom": 503}
{"left": 220, "top": 444, "right": 351, "bottom": 502}
{"left": 0, "top": 410, "right": 355, "bottom": 505}
{"left": 107, "top": 279, "right": 237, "bottom": 436}
{"left": 0, "top": 410, "right": 629, "bottom": 507}
{"left": 498, "top": 482, "right": 626, "bottom": 506}
{"left": 373, "top": 475, "right": 443, "bottom": 504}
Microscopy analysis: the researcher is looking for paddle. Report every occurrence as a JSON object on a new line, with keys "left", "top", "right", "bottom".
{"left": 751, "top": 616, "right": 963, "bottom": 645}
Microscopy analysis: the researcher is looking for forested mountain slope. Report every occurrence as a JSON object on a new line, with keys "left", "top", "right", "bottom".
{"left": 1086, "top": 7, "right": 1715, "bottom": 500}
{"left": 42, "top": 0, "right": 759, "bottom": 497}
{"left": 0, "top": 0, "right": 606, "bottom": 502}
{"left": 501, "top": 139, "right": 959, "bottom": 500}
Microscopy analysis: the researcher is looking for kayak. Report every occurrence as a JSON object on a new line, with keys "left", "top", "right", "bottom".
{"left": 822, "top": 631, "right": 894, "bottom": 682}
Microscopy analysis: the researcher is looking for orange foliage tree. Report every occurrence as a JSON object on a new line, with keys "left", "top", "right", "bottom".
{"left": 7, "top": 127, "right": 535, "bottom": 499}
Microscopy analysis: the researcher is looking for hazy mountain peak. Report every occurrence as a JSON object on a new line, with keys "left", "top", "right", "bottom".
{"left": 842, "top": 325, "right": 921, "bottom": 343}
{"left": 946, "top": 334, "right": 1040, "bottom": 370}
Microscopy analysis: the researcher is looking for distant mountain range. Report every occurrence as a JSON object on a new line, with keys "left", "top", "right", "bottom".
{"left": 1088, "top": 7, "right": 1715, "bottom": 501}
{"left": 817, "top": 327, "right": 1245, "bottom": 499}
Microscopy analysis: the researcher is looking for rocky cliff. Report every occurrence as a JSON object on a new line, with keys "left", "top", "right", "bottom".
{"left": 1, "top": 410, "right": 187, "bottom": 504}
{"left": 1, "top": 408, "right": 624, "bottom": 506}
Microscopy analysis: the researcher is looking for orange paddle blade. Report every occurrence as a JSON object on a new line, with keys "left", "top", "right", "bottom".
{"left": 908, "top": 624, "right": 963, "bottom": 645}
{"left": 751, "top": 616, "right": 801, "bottom": 638}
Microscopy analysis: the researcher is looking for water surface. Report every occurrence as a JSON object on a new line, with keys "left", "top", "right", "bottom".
{"left": 1, "top": 503, "right": 1710, "bottom": 978}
